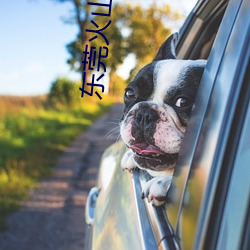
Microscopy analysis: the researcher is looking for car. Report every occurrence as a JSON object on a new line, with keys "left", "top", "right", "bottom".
{"left": 85, "top": 0, "right": 250, "bottom": 249}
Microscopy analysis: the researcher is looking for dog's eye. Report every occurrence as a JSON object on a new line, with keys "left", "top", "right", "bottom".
{"left": 175, "top": 97, "right": 192, "bottom": 108}
{"left": 125, "top": 89, "right": 136, "bottom": 100}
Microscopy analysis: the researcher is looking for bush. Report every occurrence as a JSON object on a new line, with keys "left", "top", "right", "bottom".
{"left": 48, "top": 77, "right": 81, "bottom": 107}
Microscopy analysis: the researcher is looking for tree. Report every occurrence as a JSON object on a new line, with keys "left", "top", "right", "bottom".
{"left": 52, "top": 1, "right": 176, "bottom": 97}
{"left": 50, "top": 0, "right": 94, "bottom": 100}
{"left": 48, "top": 77, "right": 81, "bottom": 107}
{"left": 108, "top": 72, "right": 126, "bottom": 99}
{"left": 121, "top": 4, "right": 172, "bottom": 81}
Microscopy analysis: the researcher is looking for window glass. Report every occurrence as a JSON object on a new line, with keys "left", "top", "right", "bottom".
{"left": 216, "top": 95, "right": 250, "bottom": 249}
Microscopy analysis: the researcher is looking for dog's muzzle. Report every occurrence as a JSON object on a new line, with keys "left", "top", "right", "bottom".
{"left": 135, "top": 108, "right": 159, "bottom": 131}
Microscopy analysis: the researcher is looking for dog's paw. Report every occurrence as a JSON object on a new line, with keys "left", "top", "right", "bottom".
{"left": 141, "top": 175, "right": 172, "bottom": 206}
{"left": 121, "top": 149, "right": 135, "bottom": 172}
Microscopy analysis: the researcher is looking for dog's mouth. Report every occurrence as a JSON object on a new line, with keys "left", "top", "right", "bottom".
{"left": 129, "top": 143, "right": 178, "bottom": 165}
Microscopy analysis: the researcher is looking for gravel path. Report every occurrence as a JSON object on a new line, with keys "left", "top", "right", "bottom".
{"left": 0, "top": 103, "right": 123, "bottom": 250}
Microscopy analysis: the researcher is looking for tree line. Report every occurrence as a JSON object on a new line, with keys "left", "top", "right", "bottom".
{"left": 49, "top": 0, "right": 179, "bottom": 102}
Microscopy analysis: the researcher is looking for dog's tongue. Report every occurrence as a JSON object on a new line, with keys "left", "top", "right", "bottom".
{"left": 130, "top": 143, "right": 163, "bottom": 155}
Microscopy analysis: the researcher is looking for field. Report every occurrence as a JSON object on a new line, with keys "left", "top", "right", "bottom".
{"left": 0, "top": 95, "right": 112, "bottom": 229}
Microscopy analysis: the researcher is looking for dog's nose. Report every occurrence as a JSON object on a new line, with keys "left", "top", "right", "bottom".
{"left": 135, "top": 109, "right": 159, "bottom": 130}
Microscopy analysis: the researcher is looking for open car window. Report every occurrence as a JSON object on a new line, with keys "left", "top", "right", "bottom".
{"left": 135, "top": 0, "right": 231, "bottom": 247}
{"left": 128, "top": 0, "right": 250, "bottom": 249}
{"left": 137, "top": 0, "right": 249, "bottom": 248}
{"left": 164, "top": 0, "right": 250, "bottom": 248}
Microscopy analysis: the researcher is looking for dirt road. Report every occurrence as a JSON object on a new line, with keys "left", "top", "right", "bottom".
{"left": 0, "top": 103, "right": 123, "bottom": 250}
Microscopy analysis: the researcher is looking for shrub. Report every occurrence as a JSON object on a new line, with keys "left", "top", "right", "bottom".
{"left": 48, "top": 77, "right": 81, "bottom": 107}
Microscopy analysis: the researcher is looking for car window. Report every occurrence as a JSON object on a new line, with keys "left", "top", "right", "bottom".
{"left": 216, "top": 78, "right": 250, "bottom": 250}
{"left": 165, "top": 0, "right": 249, "bottom": 248}
{"left": 166, "top": 0, "right": 231, "bottom": 231}
{"left": 177, "top": 0, "right": 228, "bottom": 60}
{"left": 134, "top": 1, "right": 231, "bottom": 248}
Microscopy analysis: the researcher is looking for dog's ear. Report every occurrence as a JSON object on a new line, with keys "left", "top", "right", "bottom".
{"left": 153, "top": 32, "right": 179, "bottom": 61}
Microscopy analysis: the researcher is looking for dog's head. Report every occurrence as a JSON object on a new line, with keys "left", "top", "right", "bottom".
{"left": 120, "top": 33, "right": 206, "bottom": 174}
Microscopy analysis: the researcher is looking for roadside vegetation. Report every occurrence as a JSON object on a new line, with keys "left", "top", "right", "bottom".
{"left": 0, "top": 78, "right": 113, "bottom": 230}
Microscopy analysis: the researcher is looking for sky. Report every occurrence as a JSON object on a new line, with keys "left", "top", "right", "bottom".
{"left": 0, "top": 0, "right": 197, "bottom": 96}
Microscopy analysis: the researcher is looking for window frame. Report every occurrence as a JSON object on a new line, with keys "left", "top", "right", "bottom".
{"left": 164, "top": 0, "right": 250, "bottom": 249}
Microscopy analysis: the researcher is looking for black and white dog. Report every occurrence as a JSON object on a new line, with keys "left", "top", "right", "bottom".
{"left": 120, "top": 33, "right": 206, "bottom": 206}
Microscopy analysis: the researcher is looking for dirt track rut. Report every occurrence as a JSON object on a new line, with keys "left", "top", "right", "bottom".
{"left": 0, "top": 103, "right": 123, "bottom": 250}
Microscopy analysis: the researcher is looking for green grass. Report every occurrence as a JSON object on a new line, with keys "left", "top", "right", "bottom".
{"left": 0, "top": 96, "right": 112, "bottom": 230}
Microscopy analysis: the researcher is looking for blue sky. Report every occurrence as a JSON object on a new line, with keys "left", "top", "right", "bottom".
{"left": 0, "top": 0, "right": 78, "bottom": 95}
{"left": 0, "top": 0, "right": 196, "bottom": 96}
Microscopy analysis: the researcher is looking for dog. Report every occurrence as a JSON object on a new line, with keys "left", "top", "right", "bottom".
{"left": 120, "top": 33, "right": 206, "bottom": 206}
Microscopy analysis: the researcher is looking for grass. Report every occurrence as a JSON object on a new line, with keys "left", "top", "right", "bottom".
{"left": 0, "top": 95, "right": 113, "bottom": 230}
